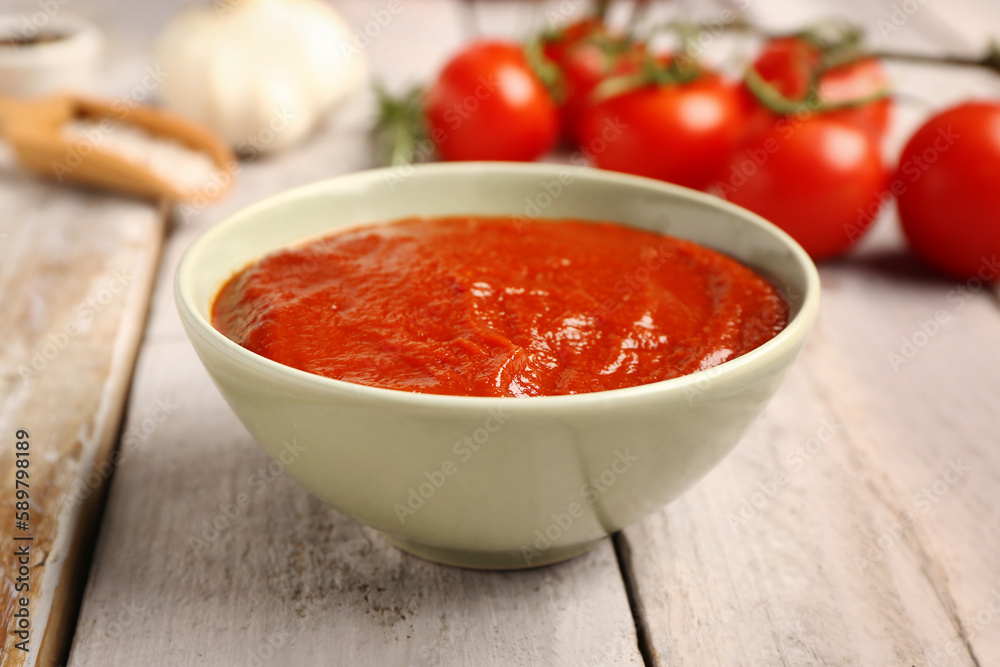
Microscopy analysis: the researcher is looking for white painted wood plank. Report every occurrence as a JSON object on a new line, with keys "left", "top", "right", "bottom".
{"left": 794, "top": 262, "right": 1000, "bottom": 666}
{"left": 620, "top": 335, "right": 994, "bottom": 666}
{"left": 0, "top": 2, "right": 176, "bottom": 662}
{"left": 0, "top": 171, "right": 165, "bottom": 666}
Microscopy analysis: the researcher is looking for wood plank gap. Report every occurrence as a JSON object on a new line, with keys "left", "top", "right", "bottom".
{"left": 37, "top": 355, "right": 142, "bottom": 667}
{"left": 948, "top": 576, "right": 984, "bottom": 667}
{"left": 613, "top": 531, "right": 657, "bottom": 667}
{"left": 41, "top": 219, "right": 167, "bottom": 667}
{"left": 34, "top": 209, "right": 168, "bottom": 667}
{"left": 0, "top": 177, "right": 169, "bottom": 667}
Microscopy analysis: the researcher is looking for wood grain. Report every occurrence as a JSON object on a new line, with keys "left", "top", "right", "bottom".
{"left": 0, "top": 171, "right": 165, "bottom": 667}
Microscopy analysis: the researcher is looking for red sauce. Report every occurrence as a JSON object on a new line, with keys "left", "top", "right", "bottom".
{"left": 212, "top": 217, "right": 788, "bottom": 397}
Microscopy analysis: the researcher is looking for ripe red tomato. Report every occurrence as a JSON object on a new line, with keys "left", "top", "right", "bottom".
{"left": 425, "top": 41, "right": 559, "bottom": 161}
{"left": 720, "top": 114, "right": 886, "bottom": 261}
{"left": 578, "top": 70, "right": 746, "bottom": 191}
{"left": 744, "top": 37, "right": 892, "bottom": 140}
{"left": 896, "top": 101, "right": 1000, "bottom": 280}
{"left": 820, "top": 57, "right": 892, "bottom": 139}
{"left": 749, "top": 37, "right": 819, "bottom": 101}
{"left": 542, "top": 20, "right": 643, "bottom": 146}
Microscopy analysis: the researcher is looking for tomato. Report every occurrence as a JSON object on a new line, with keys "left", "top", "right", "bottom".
{"left": 541, "top": 19, "right": 605, "bottom": 75}
{"left": 896, "top": 101, "right": 1000, "bottom": 280}
{"left": 720, "top": 115, "right": 886, "bottom": 261}
{"left": 819, "top": 57, "right": 892, "bottom": 139}
{"left": 425, "top": 41, "right": 559, "bottom": 161}
{"left": 749, "top": 37, "right": 819, "bottom": 101}
{"left": 542, "top": 20, "right": 643, "bottom": 146}
{"left": 744, "top": 37, "right": 892, "bottom": 140}
{"left": 579, "top": 69, "right": 746, "bottom": 191}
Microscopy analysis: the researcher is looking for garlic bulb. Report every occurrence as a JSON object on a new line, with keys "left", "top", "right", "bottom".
{"left": 154, "top": 0, "right": 365, "bottom": 155}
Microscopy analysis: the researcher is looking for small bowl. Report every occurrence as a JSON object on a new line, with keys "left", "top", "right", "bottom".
{"left": 175, "top": 163, "right": 820, "bottom": 569}
{"left": 0, "top": 14, "right": 102, "bottom": 96}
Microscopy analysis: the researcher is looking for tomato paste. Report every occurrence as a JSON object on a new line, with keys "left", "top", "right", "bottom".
{"left": 212, "top": 217, "right": 788, "bottom": 397}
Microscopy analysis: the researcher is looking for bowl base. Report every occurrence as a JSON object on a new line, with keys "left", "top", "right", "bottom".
{"left": 382, "top": 534, "right": 604, "bottom": 570}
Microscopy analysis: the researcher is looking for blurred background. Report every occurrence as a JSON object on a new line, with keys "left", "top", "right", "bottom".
{"left": 4, "top": 0, "right": 999, "bottom": 247}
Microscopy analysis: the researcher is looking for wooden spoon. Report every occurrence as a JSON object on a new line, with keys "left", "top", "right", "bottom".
{"left": 0, "top": 94, "right": 236, "bottom": 203}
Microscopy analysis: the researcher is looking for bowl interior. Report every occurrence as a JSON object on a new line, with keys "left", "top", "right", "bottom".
{"left": 179, "top": 163, "right": 818, "bottom": 351}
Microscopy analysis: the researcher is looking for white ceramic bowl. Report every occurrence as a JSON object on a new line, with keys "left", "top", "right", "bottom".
{"left": 0, "top": 14, "right": 102, "bottom": 96}
{"left": 175, "top": 163, "right": 820, "bottom": 569}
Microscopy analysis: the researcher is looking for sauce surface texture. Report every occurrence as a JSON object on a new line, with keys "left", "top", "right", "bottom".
{"left": 212, "top": 217, "right": 788, "bottom": 397}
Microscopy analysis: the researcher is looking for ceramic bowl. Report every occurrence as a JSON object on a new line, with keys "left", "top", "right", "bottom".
{"left": 175, "top": 162, "right": 820, "bottom": 569}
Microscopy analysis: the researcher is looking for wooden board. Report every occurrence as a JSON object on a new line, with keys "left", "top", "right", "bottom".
{"left": 0, "top": 173, "right": 165, "bottom": 667}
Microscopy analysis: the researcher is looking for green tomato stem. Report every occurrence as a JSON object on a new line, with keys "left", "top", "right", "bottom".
{"left": 657, "top": 18, "right": 1000, "bottom": 75}
{"left": 373, "top": 83, "right": 428, "bottom": 167}
{"left": 744, "top": 65, "right": 891, "bottom": 115}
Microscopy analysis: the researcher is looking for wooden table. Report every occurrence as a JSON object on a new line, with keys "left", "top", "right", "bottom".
{"left": 2, "top": 0, "right": 999, "bottom": 665}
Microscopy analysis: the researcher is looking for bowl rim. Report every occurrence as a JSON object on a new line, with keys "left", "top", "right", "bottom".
{"left": 175, "top": 162, "right": 821, "bottom": 410}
